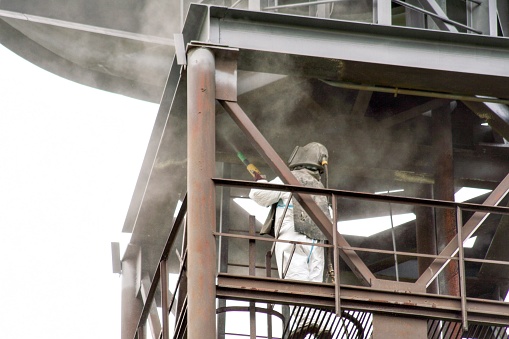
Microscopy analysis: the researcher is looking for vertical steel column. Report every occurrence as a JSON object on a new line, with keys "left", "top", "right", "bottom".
{"left": 187, "top": 47, "right": 217, "bottom": 339}
{"left": 249, "top": 215, "right": 256, "bottom": 339}
{"left": 432, "top": 102, "right": 459, "bottom": 297}
{"left": 121, "top": 252, "right": 143, "bottom": 339}
{"left": 374, "top": 0, "right": 392, "bottom": 25}
{"left": 456, "top": 207, "right": 468, "bottom": 331}
{"left": 414, "top": 184, "right": 438, "bottom": 293}
{"left": 332, "top": 194, "right": 341, "bottom": 316}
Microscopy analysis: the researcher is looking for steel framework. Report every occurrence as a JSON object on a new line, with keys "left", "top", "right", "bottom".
{"left": 120, "top": 3, "right": 509, "bottom": 339}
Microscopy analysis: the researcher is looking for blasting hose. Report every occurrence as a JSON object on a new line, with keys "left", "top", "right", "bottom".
{"left": 237, "top": 151, "right": 264, "bottom": 181}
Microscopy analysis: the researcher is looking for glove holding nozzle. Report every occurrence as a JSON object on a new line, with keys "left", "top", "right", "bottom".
{"left": 237, "top": 151, "right": 265, "bottom": 181}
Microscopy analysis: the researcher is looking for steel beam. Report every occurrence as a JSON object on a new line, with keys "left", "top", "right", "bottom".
{"left": 182, "top": 4, "right": 509, "bottom": 98}
{"left": 187, "top": 47, "right": 217, "bottom": 339}
{"left": 500, "top": 0, "right": 509, "bottom": 36}
{"left": 463, "top": 101, "right": 509, "bottom": 141}
{"left": 121, "top": 248, "right": 144, "bottom": 339}
{"left": 432, "top": 102, "right": 459, "bottom": 296}
{"left": 123, "top": 56, "right": 183, "bottom": 233}
{"left": 216, "top": 273, "right": 509, "bottom": 326}
{"left": 219, "top": 100, "right": 376, "bottom": 286}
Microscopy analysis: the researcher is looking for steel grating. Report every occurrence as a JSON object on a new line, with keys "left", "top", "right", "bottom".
{"left": 428, "top": 319, "right": 509, "bottom": 339}
{"left": 284, "top": 307, "right": 372, "bottom": 339}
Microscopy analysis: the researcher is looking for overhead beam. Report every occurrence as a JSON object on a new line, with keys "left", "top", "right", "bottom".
{"left": 185, "top": 5, "right": 509, "bottom": 84}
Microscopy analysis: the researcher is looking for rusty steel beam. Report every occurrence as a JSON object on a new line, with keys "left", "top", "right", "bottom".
{"left": 432, "top": 103, "right": 459, "bottom": 296}
{"left": 187, "top": 47, "right": 217, "bottom": 339}
{"left": 216, "top": 273, "right": 509, "bottom": 327}
{"left": 416, "top": 173, "right": 509, "bottom": 287}
{"left": 219, "top": 100, "right": 375, "bottom": 286}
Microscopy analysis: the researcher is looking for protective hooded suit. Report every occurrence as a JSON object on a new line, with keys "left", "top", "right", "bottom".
{"left": 249, "top": 142, "right": 330, "bottom": 282}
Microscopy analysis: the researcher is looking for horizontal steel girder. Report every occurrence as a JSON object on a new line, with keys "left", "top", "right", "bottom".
{"left": 216, "top": 273, "right": 509, "bottom": 327}
{"left": 184, "top": 4, "right": 509, "bottom": 99}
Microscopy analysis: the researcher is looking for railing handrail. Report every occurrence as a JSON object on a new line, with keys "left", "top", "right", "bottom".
{"left": 134, "top": 194, "right": 188, "bottom": 339}
{"left": 212, "top": 178, "right": 509, "bottom": 215}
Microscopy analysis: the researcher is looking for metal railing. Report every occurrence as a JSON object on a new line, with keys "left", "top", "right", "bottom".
{"left": 132, "top": 175, "right": 509, "bottom": 338}
{"left": 213, "top": 177, "right": 509, "bottom": 334}
{"left": 228, "top": 0, "right": 485, "bottom": 34}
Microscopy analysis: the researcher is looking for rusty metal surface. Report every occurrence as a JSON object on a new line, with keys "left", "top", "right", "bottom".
{"left": 216, "top": 273, "right": 509, "bottom": 326}
{"left": 187, "top": 47, "right": 217, "bottom": 339}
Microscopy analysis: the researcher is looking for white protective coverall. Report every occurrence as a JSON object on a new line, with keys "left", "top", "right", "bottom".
{"left": 249, "top": 168, "right": 329, "bottom": 282}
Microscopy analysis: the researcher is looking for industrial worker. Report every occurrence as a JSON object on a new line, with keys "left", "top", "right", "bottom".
{"left": 249, "top": 142, "right": 330, "bottom": 282}
{"left": 249, "top": 142, "right": 331, "bottom": 338}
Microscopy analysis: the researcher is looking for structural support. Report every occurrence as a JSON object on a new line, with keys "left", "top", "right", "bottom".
{"left": 187, "top": 47, "right": 217, "bottom": 339}
{"left": 432, "top": 102, "right": 459, "bottom": 296}
{"left": 414, "top": 184, "right": 438, "bottom": 293}
{"left": 217, "top": 273, "right": 509, "bottom": 326}
{"left": 374, "top": 0, "right": 392, "bottom": 25}
{"left": 121, "top": 248, "right": 144, "bottom": 339}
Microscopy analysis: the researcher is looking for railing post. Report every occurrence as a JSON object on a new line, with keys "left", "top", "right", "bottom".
{"left": 332, "top": 194, "right": 341, "bottom": 316}
{"left": 187, "top": 47, "right": 217, "bottom": 339}
{"left": 456, "top": 207, "right": 468, "bottom": 331}
{"left": 160, "top": 260, "right": 169, "bottom": 339}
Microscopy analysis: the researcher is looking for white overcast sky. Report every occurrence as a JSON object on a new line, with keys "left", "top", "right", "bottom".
{"left": 0, "top": 44, "right": 158, "bottom": 338}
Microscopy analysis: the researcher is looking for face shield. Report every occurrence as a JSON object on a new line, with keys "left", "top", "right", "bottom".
{"left": 288, "top": 142, "right": 328, "bottom": 173}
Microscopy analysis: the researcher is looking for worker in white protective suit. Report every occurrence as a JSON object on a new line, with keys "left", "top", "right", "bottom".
{"left": 249, "top": 142, "right": 330, "bottom": 281}
{"left": 249, "top": 142, "right": 333, "bottom": 338}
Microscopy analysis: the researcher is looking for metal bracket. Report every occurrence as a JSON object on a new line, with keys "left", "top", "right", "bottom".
{"left": 187, "top": 41, "right": 239, "bottom": 101}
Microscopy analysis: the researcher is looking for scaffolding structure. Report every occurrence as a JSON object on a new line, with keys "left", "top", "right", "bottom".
{"left": 114, "top": 2, "right": 509, "bottom": 339}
